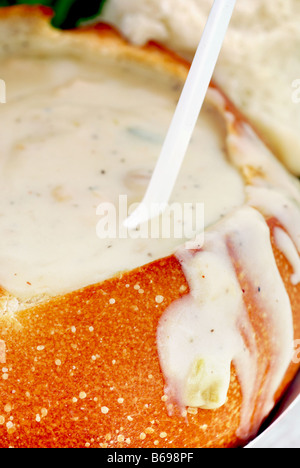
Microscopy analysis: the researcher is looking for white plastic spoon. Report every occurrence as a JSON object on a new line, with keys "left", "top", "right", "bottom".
{"left": 124, "top": 0, "right": 237, "bottom": 230}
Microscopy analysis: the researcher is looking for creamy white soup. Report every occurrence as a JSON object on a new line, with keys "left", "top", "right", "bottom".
{"left": 0, "top": 54, "right": 244, "bottom": 300}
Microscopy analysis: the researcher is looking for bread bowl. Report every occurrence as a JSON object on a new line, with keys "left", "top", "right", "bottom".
{"left": 0, "top": 5, "right": 299, "bottom": 448}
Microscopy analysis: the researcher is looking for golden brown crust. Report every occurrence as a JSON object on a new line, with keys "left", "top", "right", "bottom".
{"left": 0, "top": 257, "right": 241, "bottom": 449}
{"left": 0, "top": 4, "right": 53, "bottom": 19}
{"left": 0, "top": 232, "right": 298, "bottom": 449}
{"left": 0, "top": 5, "right": 299, "bottom": 449}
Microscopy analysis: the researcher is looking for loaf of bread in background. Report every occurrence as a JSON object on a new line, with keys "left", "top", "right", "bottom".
{"left": 101, "top": 0, "right": 300, "bottom": 175}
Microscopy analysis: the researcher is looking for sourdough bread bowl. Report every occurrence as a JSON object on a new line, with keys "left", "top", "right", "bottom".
{"left": 0, "top": 6, "right": 299, "bottom": 448}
